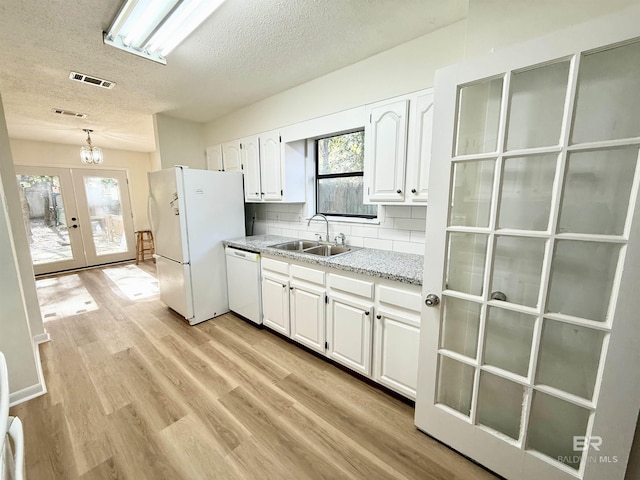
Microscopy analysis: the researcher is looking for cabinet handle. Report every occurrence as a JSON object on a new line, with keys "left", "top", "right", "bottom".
{"left": 365, "top": 311, "right": 370, "bottom": 316}
{"left": 376, "top": 314, "right": 381, "bottom": 319}
{"left": 290, "top": 286, "right": 294, "bottom": 290}
{"left": 396, "top": 189, "right": 402, "bottom": 194}
{"left": 411, "top": 188, "right": 417, "bottom": 194}
{"left": 282, "top": 284, "right": 286, "bottom": 289}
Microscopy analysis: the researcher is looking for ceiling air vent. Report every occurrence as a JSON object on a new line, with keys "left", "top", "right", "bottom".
{"left": 51, "top": 108, "right": 87, "bottom": 119}
{"left": 69, "top": 71, "right": 116, "bottom": 89}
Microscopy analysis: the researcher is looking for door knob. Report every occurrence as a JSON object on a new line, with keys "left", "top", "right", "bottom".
{"left": 491, "top": 291, "right": 507, "bottom": 301}
{"left": 425, "top": 294, "right": 440, "bottom": 307}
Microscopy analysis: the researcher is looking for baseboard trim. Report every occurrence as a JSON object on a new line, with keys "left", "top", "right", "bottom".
{"left": 9, "top": 336, "right": 49, "bottom": 407}
{"left": 9, "top": 381, "right": 46, "bottom": 407}
{"left": 33, "top": 331, "right": 51, "bottom": 344}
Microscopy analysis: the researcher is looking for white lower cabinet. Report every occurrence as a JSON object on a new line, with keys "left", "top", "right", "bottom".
{"left": 373, "top": 283, "right": 422, "bottom": 399}
{"left": 373, "top": 309, "right": 420, "bottom": 399}
{"left": 290, "top": 282, "right": 325, "bottom": 354}
{"left": 259, "top": 255, "right": 421, "bottom": 399}
{"left": 326, "top": 294, "right": 374, "bottom": 376}
{"left": 261, "top": 273, "right": 290, "bottom": 336}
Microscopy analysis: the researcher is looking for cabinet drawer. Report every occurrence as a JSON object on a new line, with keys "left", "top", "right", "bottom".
{"left": 329, "top": 273, "right": 374, "bottom": 299}
{"left": 290, "top": 264, "right": 325, "bottom": 286}
{"left": 261, "top": 257, "right": 289, "bottom": 275}
{"left": 378, "top": 284, "right": 422, "bottom": 313}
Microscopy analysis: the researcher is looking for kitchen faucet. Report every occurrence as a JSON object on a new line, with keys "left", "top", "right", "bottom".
{"left": 307, "top": 213, "right": 329, "bottom": 242}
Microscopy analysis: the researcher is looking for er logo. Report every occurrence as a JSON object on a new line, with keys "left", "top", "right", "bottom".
{"left": 573, "top": 435, "right": 603, "bottom": 452}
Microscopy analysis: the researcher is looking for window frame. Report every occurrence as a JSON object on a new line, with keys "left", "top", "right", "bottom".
{"left": 315, "top": 129, "right": 377, "bottom": 219}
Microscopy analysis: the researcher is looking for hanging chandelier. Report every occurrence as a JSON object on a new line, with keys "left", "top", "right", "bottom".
{"left": 80, "top": 129, "right": 104, "bottom": 165}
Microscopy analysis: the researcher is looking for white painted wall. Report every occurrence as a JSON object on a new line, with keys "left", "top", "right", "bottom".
{"left": 465, "top": 0, "right": 639, "bottom": 59}
{"left": 10, "top": 139, "right": 153, "bottom": 231}
{"left": 0, "top": 93, "right": 42, "bottom": 397}
{"left": 203, "top": 21, "right": 466, "bottom": 145}
{"left": 154, "top": 113, "right": 206, "bottom": 170}
{"left": 0, "top": 143, "right": 45, "bottom": 342}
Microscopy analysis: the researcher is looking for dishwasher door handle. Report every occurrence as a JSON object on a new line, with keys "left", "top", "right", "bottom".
{"left": 233, "top": 251, "right": 247, "bottom": 258}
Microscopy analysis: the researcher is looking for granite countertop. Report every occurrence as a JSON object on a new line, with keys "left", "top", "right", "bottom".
{"left": 224, "top": 234, "right": 424, "bottom": 286}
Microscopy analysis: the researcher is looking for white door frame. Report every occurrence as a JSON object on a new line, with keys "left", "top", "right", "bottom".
{"left": 415, "top": 6, "right": 640, "bottom": 480}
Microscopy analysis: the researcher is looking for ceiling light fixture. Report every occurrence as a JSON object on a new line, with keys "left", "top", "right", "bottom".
{"left": 80, "top": 129, "right": 104, "bottom": 165}
{"left": 104, "top": 0, "right": 226, "bottom": 65}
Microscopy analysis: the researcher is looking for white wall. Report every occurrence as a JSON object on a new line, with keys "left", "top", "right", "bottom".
{"left": 465, "top": 0, "right": 639, "bottom": 58}
{"left": 203, "top": 20, "right": 467, "bottom": 144}
{"left": 0, "top": 93, "right": 42, "bottom": 398}
{"left": 154, "top": 113, "right": 206, "bottom": 170}
{"left": 10, "top": 139, "right": 153, "bottom": 231}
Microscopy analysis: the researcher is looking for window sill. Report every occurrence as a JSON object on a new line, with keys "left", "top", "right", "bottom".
{"left": 305, "top": 215, "right": 380, "bottom": 226}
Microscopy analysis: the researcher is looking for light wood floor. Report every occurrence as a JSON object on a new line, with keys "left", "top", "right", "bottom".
{"left": 11, "top": 262, "right": 499, "bottom": 480}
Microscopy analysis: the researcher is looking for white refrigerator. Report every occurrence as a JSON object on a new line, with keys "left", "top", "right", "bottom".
{"left": 148, "top": 166, "right": 245, "bottom": 325}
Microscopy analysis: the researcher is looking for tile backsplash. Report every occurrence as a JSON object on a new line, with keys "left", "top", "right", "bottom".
{"left": 249, "top": 204, "right": 427, "bottom": 255}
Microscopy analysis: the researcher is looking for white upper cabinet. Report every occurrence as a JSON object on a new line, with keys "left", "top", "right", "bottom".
{"left": 365, "top": 98, "right": 409, "bottom": 202}
{"left": 364, "top": 89, "right": 434, "bottom": 204}
{"left": 221, "top": 140, "right": 243, "bottom": 173}
{"left": 241, "top": 135, "right": 261, "bottom": 202}
{"left": 241, "top": 130, "right": 305, "bottom": 203}
{"left": 405, "top": 90, "right": 434, "bottom": 202}
{"left": 206, "top": 144, "right": 223, "bottom": 171}
{"left": 259, "top": 129, "right": 283, "bottom": 201}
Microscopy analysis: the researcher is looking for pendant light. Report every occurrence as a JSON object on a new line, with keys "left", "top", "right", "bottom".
{"left": 80, "top": 129, "right": 104, "bottom": 165}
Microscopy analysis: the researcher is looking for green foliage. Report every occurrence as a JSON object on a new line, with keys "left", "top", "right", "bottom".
{"left": 318, "top": 131, "right": 364, "bottom": 175}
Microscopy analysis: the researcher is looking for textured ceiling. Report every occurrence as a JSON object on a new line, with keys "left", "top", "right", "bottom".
{"left": 0, "top": 0, "right": 467, "bottom": 152}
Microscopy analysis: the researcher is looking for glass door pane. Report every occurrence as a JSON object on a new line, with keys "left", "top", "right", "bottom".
{"left": 15, "top": 167, "right": 85, "bottom": 275}
{"left": 83, "top": 176, "right": 128, "bottom": 256}
{"left": 72, "top": 169, "right": 136, "bottom": 266}
{"left": 422, "top": 30, "right": 640, "bottom": 480}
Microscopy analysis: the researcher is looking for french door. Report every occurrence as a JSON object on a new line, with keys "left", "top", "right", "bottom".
{"left": 415, "top": 8, "right": 640, "bottom": 480}
{"left": 15, "top": 166, "right": 136, "bottom": 275}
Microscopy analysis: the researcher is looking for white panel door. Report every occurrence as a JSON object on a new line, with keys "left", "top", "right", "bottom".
{"left": 222, "top": 140, "right": 243, "bottom": 173}
{"left": 16, "top": 166, "right": 136, "bottom": 275}
{"left": 241, "top": 136, "right": 261, "bottom": 202}
{"left": 206, "top": 144, "right": 224, "bottom": 171}
{"left": 71, "top": 169, "right": 136, "bottom": 267}
{"left": 260, "top": 130, "right": 283, "bottom": 201}
{"left": 406, "top": 91, "right": 434, "bottom": 203}
{"left": 290, "top": 283, "right": 325, "bottom": 354}
{"left": 374, "top": 309, "right": 421, "bottom": 399}
{"left": 261, "top": 274, "right": 290, "bottom": 336}
{"left": 327, "top": 295, "right": 373, "bottom": 376}
{"left": 415, "top": 8, "right": 640, "bottom": 480}
{"left": 365, "top": 99, "right": 409, "bottom": 202}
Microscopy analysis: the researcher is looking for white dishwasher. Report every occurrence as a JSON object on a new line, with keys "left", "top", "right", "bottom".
{"left": 225, "top": 246, "right": 262, "bottom": 325}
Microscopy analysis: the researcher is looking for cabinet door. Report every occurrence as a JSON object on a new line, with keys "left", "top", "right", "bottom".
{"left": 241, "top": 135, "right": 261, "bottom": 202}
{"left": 260, "top": 130, "right": 283, "bottom": 201}
{"left": 373, "top": 309, "right": 420, "bottom": 399}
{"left": 206, "top": 144, "right": 223, "bottom": 171}
{"left": 406, "top": 91, "right": 434, "bottom": 202}
{"left": 261, "top": 274, "right": 290, "bottom": 336}
{"left": 222, "top": 140, "right": 243, "bottom": 173}
{"left": 365, "top": 99, "right": 409, "bottom": 203}
{"left": 327, "top": 295, "right": 373, "bottom": 376}
{"left": 290, "top": 283, "right": 325, "bottom": 354}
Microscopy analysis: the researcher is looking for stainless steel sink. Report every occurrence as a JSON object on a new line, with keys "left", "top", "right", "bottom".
{"left": 303, "top": 245, "right": 352, "bottom": 257}
{"left": 270, "top": 240, "right": 318, "bottom": 251}
{"left": 269, "top": 240, "right": 358, "bottom": 257}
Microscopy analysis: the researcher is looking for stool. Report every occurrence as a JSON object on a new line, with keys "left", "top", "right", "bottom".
{"left": 135, "top": 230, "right": 155, "bottom": 264}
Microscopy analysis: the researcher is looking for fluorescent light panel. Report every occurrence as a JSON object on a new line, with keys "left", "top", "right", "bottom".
{"left": 104, "top": 0, "right": 225, "bottom": 64}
